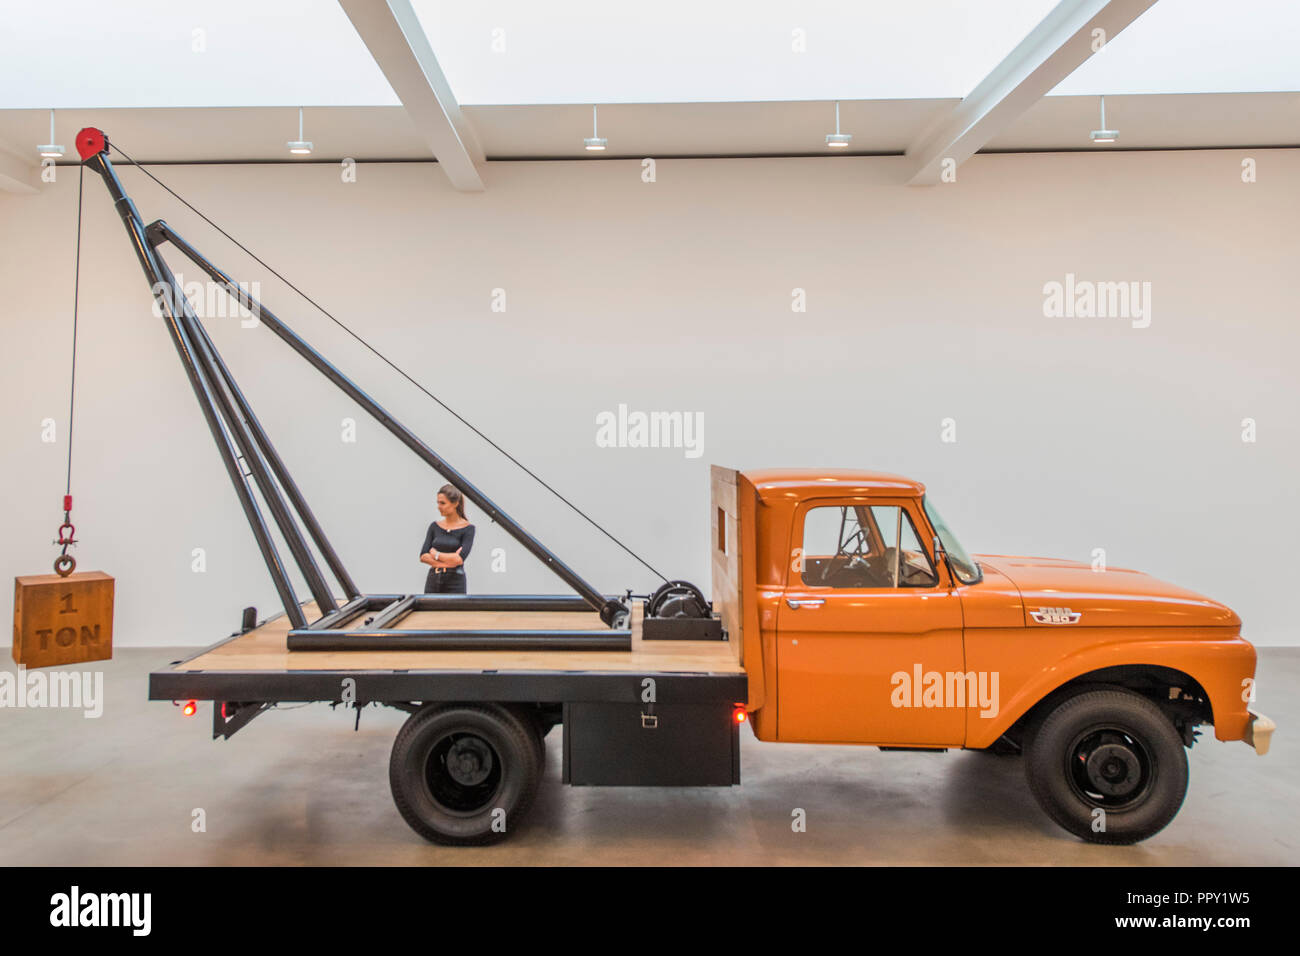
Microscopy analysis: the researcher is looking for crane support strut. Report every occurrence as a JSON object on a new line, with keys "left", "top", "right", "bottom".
{"left": 77, "top": 128, "right": 630, "bottom": 646}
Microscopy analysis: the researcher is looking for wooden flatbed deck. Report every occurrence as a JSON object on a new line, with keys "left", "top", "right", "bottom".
{"left": 149, "top": 602, "right": 748, "bottom": 705}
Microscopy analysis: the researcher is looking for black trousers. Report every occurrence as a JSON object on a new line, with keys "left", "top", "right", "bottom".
{"left": 424, "top": 568, "right": 467, "bottom": 594}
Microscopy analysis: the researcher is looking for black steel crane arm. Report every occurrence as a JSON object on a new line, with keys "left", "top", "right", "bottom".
{"left": 74, "top": 127, "right": 630, "bottom": 637}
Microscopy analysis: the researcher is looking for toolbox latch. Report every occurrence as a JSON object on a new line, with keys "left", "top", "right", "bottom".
{"left": 640, "top": 712, "right": 659, "bottom": 729}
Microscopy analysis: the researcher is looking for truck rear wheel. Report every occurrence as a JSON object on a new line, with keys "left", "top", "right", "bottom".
{"left": 525, "top": 712, "right": 547, "bottom": 773}
{"left": 389, "top": 703, "right": 541, "bottom": 845}
{"left": 1025, "top": 689, "right": 1188, "bottom": 845}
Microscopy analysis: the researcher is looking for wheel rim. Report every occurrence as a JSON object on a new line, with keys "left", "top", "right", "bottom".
{"left": 1065, "top": 724, "right": 1156, "bottom": 811}
{"left": 424, "top": 731, "right": 503, "bottom": 815}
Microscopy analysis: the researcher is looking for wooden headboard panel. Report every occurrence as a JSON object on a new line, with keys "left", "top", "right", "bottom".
{"left": 710, "top": 465, "right": 744, "bottom": 665}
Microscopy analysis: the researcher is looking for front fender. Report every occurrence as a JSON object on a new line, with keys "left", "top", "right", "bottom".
{"left": 964, "top": 629, "right": 1257, "bottom": 749}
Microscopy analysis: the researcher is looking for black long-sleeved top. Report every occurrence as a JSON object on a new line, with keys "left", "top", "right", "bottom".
{"left": 420, "top": 522, "right": 476, "bottom": 568}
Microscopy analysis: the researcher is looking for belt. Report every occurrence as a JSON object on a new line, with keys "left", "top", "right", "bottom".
{"left": 433, "top": 566, "right": 465, "bottom": 575}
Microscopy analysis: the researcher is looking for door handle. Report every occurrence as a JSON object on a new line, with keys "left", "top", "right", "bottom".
{"left": 786, "top": 598, "right": 825, "bottom": 609}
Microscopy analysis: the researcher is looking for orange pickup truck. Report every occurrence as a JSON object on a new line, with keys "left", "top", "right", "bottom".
{"left": 713, "top": 466, "right": 1273, "bottom": 845}
{"left": 150, "top": 465, "right": 1274, "bottom": 847}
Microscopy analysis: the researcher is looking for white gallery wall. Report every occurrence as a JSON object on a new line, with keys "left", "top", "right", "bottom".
{"left": 1, "top": 148, "right": 1296, "bottom": 646}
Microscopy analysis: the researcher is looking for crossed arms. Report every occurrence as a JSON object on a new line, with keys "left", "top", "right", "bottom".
{"left": 420, "top": 548, "right": 463, "bottom": 569}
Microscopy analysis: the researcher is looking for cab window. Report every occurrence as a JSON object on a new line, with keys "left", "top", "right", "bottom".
{"left": 800, "top": 504, "right": 938, "bottom": 588}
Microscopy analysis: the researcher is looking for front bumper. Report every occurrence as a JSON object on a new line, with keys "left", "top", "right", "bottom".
{"left": 1243, "top": 710, "right": 1275, "bottom": 755}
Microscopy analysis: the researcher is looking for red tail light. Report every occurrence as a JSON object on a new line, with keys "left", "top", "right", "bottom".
{"left": 183, "top": 700, "right": 197, "bottom": 717}
{"left": 733, "top": 705, "right": 747, "bottom": 723}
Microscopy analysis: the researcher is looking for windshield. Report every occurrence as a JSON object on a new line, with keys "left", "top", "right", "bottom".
{"left": 922, "top": 496, "right": 982, "bottom": 585}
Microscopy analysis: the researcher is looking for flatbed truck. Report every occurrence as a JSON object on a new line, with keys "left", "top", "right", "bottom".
{"left": 68, "top": 128, "right": 1270, "bottom": 847}
{"left": 150, "top": 465, "right": 1273, "bottom": 846}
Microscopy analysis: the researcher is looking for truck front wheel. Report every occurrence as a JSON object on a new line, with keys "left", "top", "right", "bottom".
{"left": 1025, "top": 689, "right": 1188, "bottom": 845}
{"left": 389, "top": 703, "right": 541, "bottom": 845}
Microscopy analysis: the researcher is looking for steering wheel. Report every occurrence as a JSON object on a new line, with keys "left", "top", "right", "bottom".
{"left": 817, "top": 555, "right": 860, "bottom": 587}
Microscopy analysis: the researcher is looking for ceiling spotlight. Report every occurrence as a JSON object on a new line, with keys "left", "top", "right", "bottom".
{"left": 287, "top": 107, "right": 313, "bottom": 155}
{"left": 1089, "top": 95, "right": 1118, "bottom": 144}
{"left": 584, "top": 105, "right": 607, "bottom": 151}
{"left": 37, "top": 109, "right": 64, "bottom": 159}
{"left": 825, "top": 101, "right": 852, "bottom": 149}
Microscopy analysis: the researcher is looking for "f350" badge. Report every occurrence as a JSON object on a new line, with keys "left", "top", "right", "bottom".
{"left": 1030, "top": 607, "right": 1082, "bottom": 624}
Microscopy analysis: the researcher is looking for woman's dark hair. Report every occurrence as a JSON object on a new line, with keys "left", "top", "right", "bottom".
{"left": 438, "top": 484, "right": 467, "bottom": 520}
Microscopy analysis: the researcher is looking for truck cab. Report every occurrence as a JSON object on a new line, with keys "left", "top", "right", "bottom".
{"left": 712, "top": 466, "right": 1272, "bottom": 843}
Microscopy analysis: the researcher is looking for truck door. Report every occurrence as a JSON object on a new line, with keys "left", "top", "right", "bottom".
{"left": 776, "top": 498, "right": 965, "bottom": 746}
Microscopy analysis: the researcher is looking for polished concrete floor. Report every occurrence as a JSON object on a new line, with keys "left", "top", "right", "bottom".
{"left": 1, "top": 648, "right": 1295, "bottom": 866}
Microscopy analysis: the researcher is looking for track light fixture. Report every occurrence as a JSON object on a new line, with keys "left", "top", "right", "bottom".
{"left": 584, "top": 105, "right": 607, "bottom": 151}
{"left": 1090, "top": 95, "right": 1118, "bottom": 144}
{"left": 37, "top": 109, "right": 65, "bottom": 159}
{"left": 287, "top": 107, "right": 313, "bottom": 155}
{"left": 825, "top": 101, "right": 851, "bottom": 149}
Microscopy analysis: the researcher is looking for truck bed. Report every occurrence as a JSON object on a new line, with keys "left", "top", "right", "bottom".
{"left": 149, "top": 602, "right": 747, "bottom": 705}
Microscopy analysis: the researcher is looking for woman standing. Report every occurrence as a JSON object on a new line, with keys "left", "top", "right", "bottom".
{"left": 419, "top": 484, "right": 476, "bottom": 594}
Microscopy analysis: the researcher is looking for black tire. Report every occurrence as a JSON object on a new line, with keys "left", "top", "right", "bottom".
{"left": 389, "top": 703, "right": 541, "bottom": 845}
{"left": 1025, "top": 689, "right": 1188, "bottom": 845}
{"left": 513, "top": 706, "right": 547, "bottom": 774}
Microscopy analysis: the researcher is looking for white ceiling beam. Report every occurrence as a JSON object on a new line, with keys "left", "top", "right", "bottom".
{"left": 339, "top": 0, "right": 485, "bottom": 191}
{"left": 0, "top": 144, "right": 40, "bottom": 194}
{"left": 904, "top": 0, "right": 1158, "bottom": 185}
